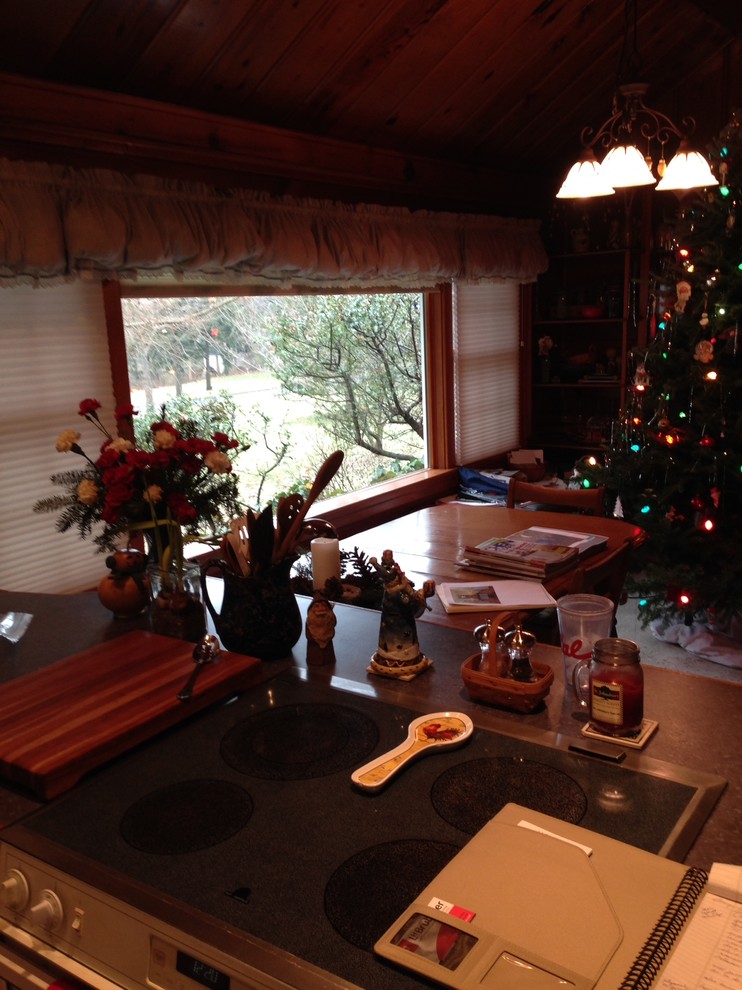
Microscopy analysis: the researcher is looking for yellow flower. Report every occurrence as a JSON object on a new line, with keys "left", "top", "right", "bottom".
{"left": 204, "top": 450, "right": 232, "bottom": 474}
{"left": 77, "top": 479, "right": 100, "bottom": 505}
{"left": 108, "top": 436, "right": 134, "bottom": 453}
{"left": 152, "top": 428, "right": 177, "bottom": 450}
{"left": 56, "top": 429, "right": 81, "bottom": 452}
{"left": 144, "top": 484, "right": 164, "bottom": 504}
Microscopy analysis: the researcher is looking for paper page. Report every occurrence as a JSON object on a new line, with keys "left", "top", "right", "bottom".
{"left": 656, "top": 892, "right": 742, "bottom": 989}
{"left": 440, "top": 581, "right": 556, "bottom": 609}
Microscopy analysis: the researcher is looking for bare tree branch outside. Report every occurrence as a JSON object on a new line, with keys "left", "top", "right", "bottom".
{"left": 122, "top": 293, "right": 425, "bottom": 508}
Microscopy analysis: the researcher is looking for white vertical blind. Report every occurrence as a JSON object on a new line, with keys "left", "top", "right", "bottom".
{"left": 453, "top": 281, "right": 521, "bottom": 464}
{"left": 0, "top": 283, "right": 115, "bottom": 592}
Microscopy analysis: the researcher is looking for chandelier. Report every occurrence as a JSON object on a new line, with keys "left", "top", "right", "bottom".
{"left": 557, "top": 0, "right": 718, "bottom": 199}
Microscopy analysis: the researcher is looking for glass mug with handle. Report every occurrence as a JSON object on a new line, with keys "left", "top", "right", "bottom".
{"left": 557, "top": 593, "right": 615, "bottom": 708}
{"left": 572, "top": 637, "right": 644, "bottom": 736}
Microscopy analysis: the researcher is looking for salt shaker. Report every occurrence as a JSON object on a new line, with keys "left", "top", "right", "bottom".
{"left": 473, "top": 621, "right": 508, "bottom": 676}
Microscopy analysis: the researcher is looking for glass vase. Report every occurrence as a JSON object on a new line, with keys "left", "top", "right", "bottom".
{"left": 149, "top": 560, "right": 206, "bottom": 643}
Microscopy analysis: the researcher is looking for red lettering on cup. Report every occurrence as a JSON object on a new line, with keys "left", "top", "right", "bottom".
{"left": 562, "top": 639, "right": 591, "bottom": 660}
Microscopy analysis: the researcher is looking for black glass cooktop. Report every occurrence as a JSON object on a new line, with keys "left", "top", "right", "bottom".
{"left": 6, "top": 670, "right": 725, "bottom": 990}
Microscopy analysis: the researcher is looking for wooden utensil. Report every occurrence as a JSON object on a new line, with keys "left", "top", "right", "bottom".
{"left": 225, "top": 522, "right": 250, "bottom": 575}
{"left": 275, "top": 450, "right": 344, "bottom": 560}
{"left": 275, "top": 493, "right": 304, "bottom": 549}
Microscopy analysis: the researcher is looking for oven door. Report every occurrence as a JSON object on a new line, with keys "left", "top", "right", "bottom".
{"left": 0, "top": 924, "right": 126, "bottom": 990}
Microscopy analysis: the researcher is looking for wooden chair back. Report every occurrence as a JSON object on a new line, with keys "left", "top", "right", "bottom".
{"left": 506, "top": 479, "right": 606, "bottom": 516}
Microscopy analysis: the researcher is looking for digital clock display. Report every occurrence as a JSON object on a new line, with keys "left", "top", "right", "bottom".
{"left": 176, "top": 950, "right": 230, "bottom": 990}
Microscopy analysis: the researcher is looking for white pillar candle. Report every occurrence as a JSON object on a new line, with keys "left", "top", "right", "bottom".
{"left": 311, "top": 537, "right": 341, "bottom": 590}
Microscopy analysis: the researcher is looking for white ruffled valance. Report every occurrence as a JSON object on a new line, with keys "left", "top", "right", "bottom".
{"left": 0, "top": 158, "right": 548, "bottom": 288}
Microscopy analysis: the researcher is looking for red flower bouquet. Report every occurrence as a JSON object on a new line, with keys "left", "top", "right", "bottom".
{"left": 35, "top": 398, "right": 246, "bottom": 564}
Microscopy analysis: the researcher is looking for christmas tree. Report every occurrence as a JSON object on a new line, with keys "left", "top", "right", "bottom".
{"left": 584, "top": 110, "right": 742, "bottom": 629}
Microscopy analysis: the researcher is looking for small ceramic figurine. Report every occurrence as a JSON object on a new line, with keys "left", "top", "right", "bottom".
{"left": 368, "top": 550, "right": 435, "bottom": 681}
{"left": 305, "top": 591, "right": 337, "bottom": 666}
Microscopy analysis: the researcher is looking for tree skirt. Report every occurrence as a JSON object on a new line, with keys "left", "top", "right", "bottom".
{"left": 651, "top": 617, "right": 742, "bottom": 669}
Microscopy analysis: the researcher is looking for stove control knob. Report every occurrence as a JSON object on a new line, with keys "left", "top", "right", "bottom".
{"left": 1, "top": 869, "right": 30, "bottom": 910}
{"left": 29, "top": 888, "right": 64, "bottom": 930}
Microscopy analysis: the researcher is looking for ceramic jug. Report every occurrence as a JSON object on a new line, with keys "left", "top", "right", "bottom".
{"left": 201, "top": 557, "right": 302, "bottom": 661}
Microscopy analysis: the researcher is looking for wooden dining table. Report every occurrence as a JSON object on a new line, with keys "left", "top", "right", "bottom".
{"left": 341, "top": 502, "right": 646, "bottom": 632}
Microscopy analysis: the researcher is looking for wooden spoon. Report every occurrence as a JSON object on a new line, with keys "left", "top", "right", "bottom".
{"left": 276, "top": 450, "right": 344, "bottom": 560}
{"left": 275, "top": 493, "right": 304, "bottom": 549}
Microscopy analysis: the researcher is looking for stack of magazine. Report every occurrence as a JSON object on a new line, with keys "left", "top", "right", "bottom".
{"left": 458, "top": 526, "right": 608, "bottom": 579}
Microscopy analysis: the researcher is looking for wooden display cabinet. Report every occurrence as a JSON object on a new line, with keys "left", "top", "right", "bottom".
{"left": 521, "top": 197, "right": 652, "bottom": 475}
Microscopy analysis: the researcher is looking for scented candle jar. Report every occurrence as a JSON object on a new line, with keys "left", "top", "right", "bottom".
{"left": 585, "top": 638, "right": 643, "bottom": 735}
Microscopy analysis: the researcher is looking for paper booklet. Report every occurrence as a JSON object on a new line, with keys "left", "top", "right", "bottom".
{"left": 375, "top": 803, "right": 740, "bottom": 990}
{"left": 436, "top": 580, "right": 557, "bottom": 614}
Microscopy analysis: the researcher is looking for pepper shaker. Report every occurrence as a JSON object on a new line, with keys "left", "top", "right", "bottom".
{"left": 504, "top": 624, "right": 537, "bottom": 682}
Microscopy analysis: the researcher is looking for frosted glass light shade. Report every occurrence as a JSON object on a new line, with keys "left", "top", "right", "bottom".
{"left": 656, "top": 150, "right": 719, "bottom": 191}
{"left": 601, "top": 144, "right": 656, "bottom": 188}
{"left": 556, "top": 159, "right": 616, "bottom": 199}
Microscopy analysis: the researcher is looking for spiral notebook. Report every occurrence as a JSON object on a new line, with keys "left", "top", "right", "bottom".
{"left": 625, "top": 862, "right": 742, "bottom": 989}
{"left": 375, "top": 804, "right": 737, "bottom": 990}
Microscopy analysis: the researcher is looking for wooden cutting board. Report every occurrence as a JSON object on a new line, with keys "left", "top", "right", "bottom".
{"left": 0, "top": 631, "right": 264, "bottom": 800}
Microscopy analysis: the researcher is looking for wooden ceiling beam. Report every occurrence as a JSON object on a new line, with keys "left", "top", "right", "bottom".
{"left": 0, "top": 72, "right": 544, "bottom": 217}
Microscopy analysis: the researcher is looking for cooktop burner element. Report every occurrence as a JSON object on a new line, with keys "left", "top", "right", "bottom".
{"left": 120, "top": 779, "right": 254, "bottom": 854}
{"left": 325, "top": 839, "right": 460, "bottom": 951}
{"left": 220, "top": 701, "right": 379, "bottom": 779}
{"left": 431, "top": 757, "right": 588, "bottom": 835}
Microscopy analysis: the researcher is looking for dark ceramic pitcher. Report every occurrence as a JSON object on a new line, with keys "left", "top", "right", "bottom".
{"left": 201, "top": 557, "right": 302, "bottom": 660}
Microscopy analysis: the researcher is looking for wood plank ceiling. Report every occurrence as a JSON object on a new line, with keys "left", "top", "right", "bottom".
{"left": 0, "top": 0, "right": 740, "bottom": 217}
